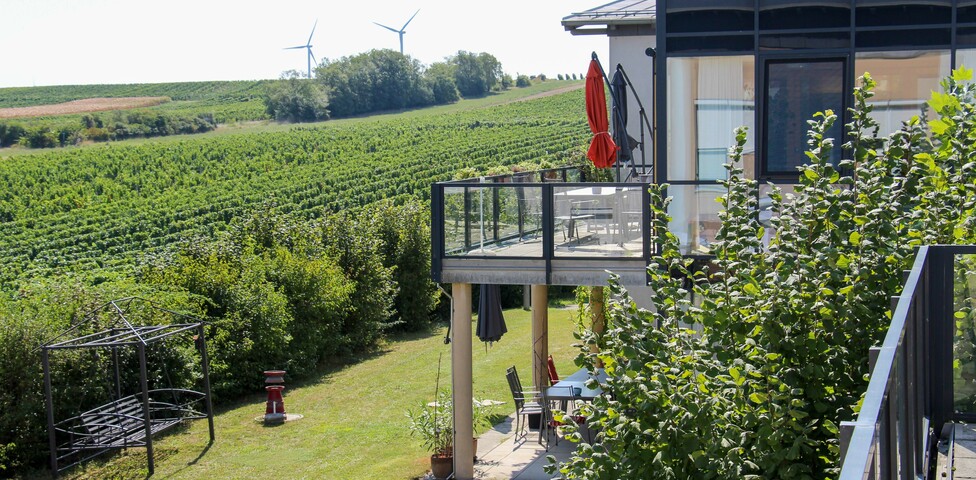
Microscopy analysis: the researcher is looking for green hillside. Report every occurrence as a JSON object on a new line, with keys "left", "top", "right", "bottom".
{"left": 0, "top": 88, "right": 588, "bottom": 288}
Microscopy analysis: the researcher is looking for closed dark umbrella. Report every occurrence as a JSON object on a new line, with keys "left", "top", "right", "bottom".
{"left": 585, "top": 57, "right": 618, "bottom": 169}
{"left": 476, "top": 284, "right": 507, "bottom": 343}
{"left": 611, "top": 66, "right": 637, "bottom": 165}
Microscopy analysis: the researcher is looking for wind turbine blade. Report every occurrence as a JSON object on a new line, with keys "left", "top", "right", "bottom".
{"left": 285, "top": 45, "right": 307, "bottom": 50}
{"left": 307, "top": 19, "right": 318, "bottom": 46}
{"left": 401, "top": 9, "right": 420, "bottom": 31}
{"left": 309, "top": 49, "right": 317, "bottom": 67}
{"left": 373, "top": 21, "right": 400, "bottom": 33}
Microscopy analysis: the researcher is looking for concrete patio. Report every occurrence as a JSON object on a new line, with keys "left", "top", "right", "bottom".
{"left": 473, "top": 413, "right": 581, "bottom": 480}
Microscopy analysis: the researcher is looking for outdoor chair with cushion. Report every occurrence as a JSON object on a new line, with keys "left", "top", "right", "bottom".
{"left": 505, "top": 366, "right": 546, "bottom": 446}
{"left": 547, "top": 355, "right": 560, "bottom": 386}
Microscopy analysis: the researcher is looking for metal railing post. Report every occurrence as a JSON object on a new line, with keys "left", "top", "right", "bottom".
{"left": 43, "top": 348, "right": 58, "bottom": 476}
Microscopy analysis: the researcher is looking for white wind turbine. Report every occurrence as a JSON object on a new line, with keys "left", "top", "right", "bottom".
{"left": 285, "top": 20, "right": 318, "bottom": 78}
{"left": 373, "top": 9, "right": 419, "bottom": 55}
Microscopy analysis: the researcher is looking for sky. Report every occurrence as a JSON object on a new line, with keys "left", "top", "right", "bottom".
{"left": 0, "top": 1, "right": 610, "bottom": 88}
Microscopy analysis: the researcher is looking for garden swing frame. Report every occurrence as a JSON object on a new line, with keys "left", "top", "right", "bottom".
{"left": 40, "top": 297, "right": 215, "bottom": 476}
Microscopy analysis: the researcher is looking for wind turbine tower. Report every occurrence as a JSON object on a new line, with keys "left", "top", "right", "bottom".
{"left": 285, "top": 20, "right": 318, "bottom": 78}
{"left": 373, "top": 9, "right": 419, "bottom": 55}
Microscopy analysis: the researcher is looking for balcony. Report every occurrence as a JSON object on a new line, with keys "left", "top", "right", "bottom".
{"left": 839, "top": 245, "right": 976, "bottom": 479}
{"left": 430, "top": 168, "right": 652, "bottom": 287}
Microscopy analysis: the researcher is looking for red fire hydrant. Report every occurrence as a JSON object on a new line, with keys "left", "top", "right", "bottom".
{"left": 264, "top": 370, "right": 286, "bottom": 424}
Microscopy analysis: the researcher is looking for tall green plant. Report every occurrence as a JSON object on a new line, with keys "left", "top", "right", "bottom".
{"left": 551, "top": 70, "right": 976, "bottom": 479}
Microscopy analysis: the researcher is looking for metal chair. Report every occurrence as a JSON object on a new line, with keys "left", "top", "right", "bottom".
{"left": 505, "top": 366, "right": 545, "bottom": 446}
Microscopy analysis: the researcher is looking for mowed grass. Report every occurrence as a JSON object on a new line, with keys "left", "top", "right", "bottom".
{"left": 53, "top": 307, "right": 582, "bottom": 480}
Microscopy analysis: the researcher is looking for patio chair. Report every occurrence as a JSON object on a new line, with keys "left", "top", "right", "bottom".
{"left": 555, "top": 200, "right": 597, "bottom": 243}
{"left": 547, "top": 355, "right": 560, "bottom": 385}
{"left": 505, "top": 366, "right": 546, "bottom": 446}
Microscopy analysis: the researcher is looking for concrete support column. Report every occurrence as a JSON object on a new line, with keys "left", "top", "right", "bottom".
{"left": 451, "top": 283, "right": 474, "bottom": 480}
{"left": 531, "top": 284, "right": 549, "bottom": 390}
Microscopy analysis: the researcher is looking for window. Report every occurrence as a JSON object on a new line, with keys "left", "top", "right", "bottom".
{"left": 667, "top": 56, "right": 756, "bottom": 182}
{"left": 762, "top": 59, "right": 845, "bottom": 177}
{"left": 854, "top": 50, "right": 950, "bottom": 138}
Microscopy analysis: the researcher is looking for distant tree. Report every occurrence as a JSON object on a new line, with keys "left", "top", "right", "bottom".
{"left": 451, "top": 51, "right": 503, "bottom": 97}
{"left": 19, "top": 126, "right": 57, "bottom": 148}
{"left": 0, "top": 122, "right": 25, "bottom": 147}
{"left": 538, "top": 74, "right": 547, "bottom": 82}
{"left": 500, "top": 73, "right": 513, "bottom": 90}
{"left": 557, "top": 74, "right": 564, "bottom": 81}
{"left": 572, "top": 73, "right": 578, "bottom": 80}
{"left": 516, "top": 75, "right": 532, "bottom": 88}
{"left": 264, "top": 71, "right": 330, "bottom": 123}
{"left": 424, "top": 62, "right": 460, "bottom": 104}
{"left": 316, "top": 49, "right": 433, "bottom": 117}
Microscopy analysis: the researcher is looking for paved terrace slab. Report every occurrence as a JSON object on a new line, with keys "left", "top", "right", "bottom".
{"left": 472, "top": 413, "right": 581, "bottom": 480}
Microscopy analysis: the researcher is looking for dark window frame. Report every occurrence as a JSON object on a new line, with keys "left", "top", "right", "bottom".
{"left": 758, "top": 54, "right": 849, "bottom": 181}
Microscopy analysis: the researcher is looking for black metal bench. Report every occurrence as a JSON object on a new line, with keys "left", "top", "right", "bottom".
{"left": 52, "top": 389, "right": 207, "bottom": 472}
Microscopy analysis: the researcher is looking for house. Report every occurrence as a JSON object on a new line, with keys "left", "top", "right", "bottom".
{"left": 436, "top": 2, "right": 976, "bottom": 478}
{"left": 565, "top": 0, "right": 966, "bottom": 255}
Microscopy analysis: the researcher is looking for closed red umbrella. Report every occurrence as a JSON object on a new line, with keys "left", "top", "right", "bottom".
{"left": 585, "top": 58, "right": 618, "bottom": 168}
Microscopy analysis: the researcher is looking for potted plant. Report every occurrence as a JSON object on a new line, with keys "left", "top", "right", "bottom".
{"left": 407, "top": 391, "right": 502, "bottom": 477}
{"left": 407, "top": 390, "right": 454, "bottom": 480}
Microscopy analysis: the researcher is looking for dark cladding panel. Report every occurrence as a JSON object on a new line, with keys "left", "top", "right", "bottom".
{"left": 856, "top": 28, "right": 951, "bottom": 48}
{"left": 760, "top": 31, "right": 850, "bottom": 50}
{"left": 855, "top": 0, "right": 951, "bottom": 27}
{"left": 759, "top": 0, "right": 851, "bottom": 30}
{"left": 961, "top": 1, "right": 976, "bottom": 24}
{"left": 666, "top": 0, "right": 754, "bottom": 33}
{"left": 667, "top": 35, "right": 754, "bottom": 53}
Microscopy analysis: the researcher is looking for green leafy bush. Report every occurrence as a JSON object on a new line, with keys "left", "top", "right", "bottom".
{"left": 264, "top": 71, "right": 330, "bottom": 123}
{"left": 551, "top": 70, "right": 976, "bottom": 479}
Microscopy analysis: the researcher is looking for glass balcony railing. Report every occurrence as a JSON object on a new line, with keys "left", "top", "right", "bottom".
{"left": 431, "top": 168, "right": 652, "bottom": 286}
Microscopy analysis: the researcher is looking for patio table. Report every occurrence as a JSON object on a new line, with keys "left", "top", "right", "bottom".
{"left": 545, "top": 367, "right": 607, "bottom": 402}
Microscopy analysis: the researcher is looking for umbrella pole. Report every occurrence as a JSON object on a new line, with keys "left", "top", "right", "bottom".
{"left": 593, "top": 53, "right": 634, "bottom": 181}
{"left": 617, "top": 63, "right": 656, "bottom": 182}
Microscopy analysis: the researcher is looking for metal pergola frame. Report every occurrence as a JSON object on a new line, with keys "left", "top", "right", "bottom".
{"left": 40, "top": 297, "right": 215, "bottom": 476}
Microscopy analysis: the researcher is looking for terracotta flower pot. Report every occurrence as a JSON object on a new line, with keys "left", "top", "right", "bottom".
{"left": 430, "top": 453, "right": 453, "bottom": 480}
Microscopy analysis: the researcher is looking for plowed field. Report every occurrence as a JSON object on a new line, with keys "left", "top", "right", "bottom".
{"left": 0, "top": 96, "right": 169, "bottom": 118}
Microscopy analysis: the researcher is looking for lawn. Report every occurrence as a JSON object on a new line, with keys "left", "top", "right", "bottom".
{"left": 56, "top": 306, "right": 583, "bottom": 479}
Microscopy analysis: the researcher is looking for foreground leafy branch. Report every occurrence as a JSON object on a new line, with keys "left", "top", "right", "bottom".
{"left": 551, "top": 69, "right": 976, "bottom": 479}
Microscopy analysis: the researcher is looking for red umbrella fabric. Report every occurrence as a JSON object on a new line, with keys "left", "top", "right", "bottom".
{"left": 585, "top": 58, "right": 618, "bottom": 168}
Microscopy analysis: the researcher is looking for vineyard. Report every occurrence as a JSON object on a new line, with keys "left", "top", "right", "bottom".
{"left": 0, "top": 89, "right": 588, "bottom": 288}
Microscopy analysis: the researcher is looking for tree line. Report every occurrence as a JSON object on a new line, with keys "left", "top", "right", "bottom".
{"left": 265, "top": 49, "right": 523, "bottom": 122}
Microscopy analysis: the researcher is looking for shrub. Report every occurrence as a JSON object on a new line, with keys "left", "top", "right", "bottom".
{"left": 19, "top": 126, "right": 57, "bottom": 148}
{"left": 363, "top": 200, "right": 438, "bottom": 332}
{"left": 552, "top": 71, "right": 976, "bottom": 478}
{"left": 516, "top": 75, "right": 531, "bottom": 88}
{"left": 0, "top": 122, "right": 25, "bottom": 147}
{"left": 264, "top": 71, "right": 330, "bottom": 123}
